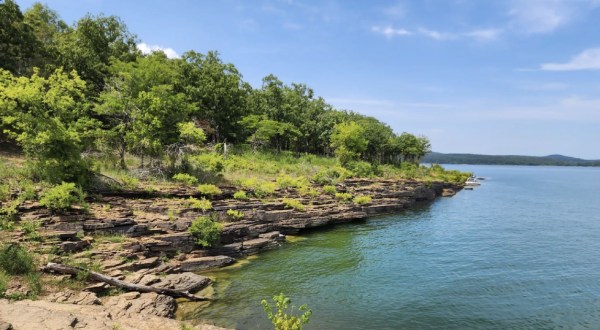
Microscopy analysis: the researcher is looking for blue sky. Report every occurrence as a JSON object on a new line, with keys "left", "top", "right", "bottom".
{"left": 15, "top": 0, "right": 600, "bottom": 158}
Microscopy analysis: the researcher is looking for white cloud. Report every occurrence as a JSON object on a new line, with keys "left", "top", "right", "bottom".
{"left": 137, "top": 43, "right": 179, "bottom": 59}
{"left": 508, "top": 0, "right": 600, "bottom": 34}
{"left": 417, "top": 28, "right": 456, "bottom": 40}
{"left": 371, "top": 26, "right": 412, "bottom": 38}
{"left": 541, "top": 48, "right": 600, "bottom": 71}
{"left": 463, "top": 28, "right": 502, "bottom": 41}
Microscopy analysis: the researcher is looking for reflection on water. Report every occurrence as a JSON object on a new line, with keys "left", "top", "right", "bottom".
{"left": 182, "top": 165, "right": 600, "bottom": 330}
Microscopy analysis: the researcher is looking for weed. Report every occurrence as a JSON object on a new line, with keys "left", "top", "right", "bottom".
{"left": 197, "top": 184, "right": 222, "bottom": 197}
{"left": 353, "top": 195, "right": 373, "bottom": 205}
{"left": 172, "top": 173, "right": 198, "bottom": 186}
{"left": 282, "top": 198, "right": 305, "bottom": 211}
{"left": 233, "top": 190, "right": 249, "bottom": 200}
{"left": 335, "top": 192, "right": 353, "bottom": 202}
{"left": 186, "top": 197, "right": 212, "bottom": 212}
{"left": 226, "top": 209, "right": 244, "bottom": 221}
{"left": 323, "top": 185, "right": 337, "bottom": 195}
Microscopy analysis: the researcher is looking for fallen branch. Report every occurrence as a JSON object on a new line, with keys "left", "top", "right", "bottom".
{"left": 43, "top": 262, "right": 209, "bottom": 302}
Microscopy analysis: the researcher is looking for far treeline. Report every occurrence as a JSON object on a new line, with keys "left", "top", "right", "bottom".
{"left": 423, "top": 152, "right": 600, "bottom": 167}
{"left": 0, "top": 0, "right": 434, "bottom": 185}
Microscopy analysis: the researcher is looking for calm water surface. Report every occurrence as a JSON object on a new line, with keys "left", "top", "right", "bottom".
{"left": 183, "top": 165, "right": 600, "bottom": 329}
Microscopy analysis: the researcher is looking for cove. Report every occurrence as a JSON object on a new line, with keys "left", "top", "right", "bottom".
{"left": 182, "top": 165, "right": 600, "bottom": 329}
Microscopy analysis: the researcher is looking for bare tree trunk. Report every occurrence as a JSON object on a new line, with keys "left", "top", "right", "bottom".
{"left": 43, "top": 263, "right": 208, "bottom": 302}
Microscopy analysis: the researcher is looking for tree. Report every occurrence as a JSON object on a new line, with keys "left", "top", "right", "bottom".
{"left": 180, "top": 50, "right": 250, "bottom": 143}
{"left": 395, "top": 133, "right": 431, "bottom": 164}
{"left": 0, "top": 0, "right": 39, "bottom": 75}
{"left": 95, "top": 53, "right": 193, "bottom": 169}
{"left": 0, "top": 68, "right": 96, "bottom": 183}
{"left": 23, "top": 3, "right": 68, "bottom": 74}
{"left": 330, "top": 121, "right": 368, "bottom": 166}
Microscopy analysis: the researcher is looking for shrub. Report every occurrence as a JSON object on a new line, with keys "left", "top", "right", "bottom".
{"left": 312, "top": 166, "right": 352, "bottom": 185}
{"left": 282, "top": 198, "right": 305, "bottom": 212}
{"left": 17, "top": 179, "right": 36, "bottom": 201}
{"left": 0, "top": 201, "right": 18, "bottom": 230}
{"left": 335, "top": 192, "right": 353, "bottom": 202}
{"left": 323, "top": 185, "right": 337, "bottom": 195}
{"left": 21, "top": 221, "right": 41, "bottom": 241}
{"left": 197, "top": 184, "right": 222, "bottom": 197}
{"left": 188, "top": 216, "right": 222, "bottom": 248}
{"left": 239, "top": 177, "right": 260, "bottom": 190}
{"left": 345, "top": 160, "right": 375, "bottom": 178}
{"left": 276, "top": 174, "right": 308, "bottom": 190}
{"left": 233, "top": 190, "right": 249, "bottom": 200}
{"left": 120, "top": 175, "right": 139, "bottom": 189}
{"left": 189, "top": 153, "right": 224, "bottom": 174}
{"left": 0, "top": 270, "right": 8, "bottom": 296}
{"left": 172, "top": 173, "right": 198, "bottom": 186}
{"left": 39, "top": 182, "right": 85, "bottom": 212}
{"left": 261, "top": 293, "right": 312, "bottom": 330}
{"left": 0, "top": 244, "right": 35, "bottom": 275}
{"left": 255, "top": 182, "right": 277, "bottom": 198}
{"left": 298, "top": 187, "right": 319, "bottom": 198}
{"left": 186, "top": 197, "right": 212, "bottom": 212}
{"left": 226, "top": 209, "right": 244, "bottom": 221}
{"left": 0, "top": 184, "right": 10, "bottom": 202}
{"left": 353, "top": 195, "right": 373, "bottom": 205}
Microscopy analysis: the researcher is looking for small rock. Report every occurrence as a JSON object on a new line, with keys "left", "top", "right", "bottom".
{"left": 180, "top": 256, "right": 235, "bottom": 272}
{"left": 0, "top": 320, "right": 13, "bottom": 330}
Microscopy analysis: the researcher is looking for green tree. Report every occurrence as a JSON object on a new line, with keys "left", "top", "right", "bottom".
{"left": 0, "top": 68, "right": 96, "bottom": 183}
{"left": 23, "top": 3, "right": 68, "bottom": 74}
{"left": 330, "top": 121, "right": 368, "bottom": 165}
{"left": 180, "top": 50, "right": 250, "bottom": 143}
{"left": 0, "top": 0, "right": 39, "bottom": 75}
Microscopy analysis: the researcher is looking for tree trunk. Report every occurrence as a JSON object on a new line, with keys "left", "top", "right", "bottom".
{"left": 43, "top": 263, "right": 208, "bottom": 302}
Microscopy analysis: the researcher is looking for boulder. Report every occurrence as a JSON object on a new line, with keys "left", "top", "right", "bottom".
{"left": 180, "top": 256, "right": 235, "bottom": 272}
{"left": 105, "top": 292, "right": 176, "bottom": 318}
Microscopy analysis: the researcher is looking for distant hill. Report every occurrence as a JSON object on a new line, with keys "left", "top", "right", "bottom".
{"left": 422, "top": 152, "right": 600, "bottom": 166}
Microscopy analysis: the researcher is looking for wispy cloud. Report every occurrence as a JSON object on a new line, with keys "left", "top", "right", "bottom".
{"left": 508, "top": 0, "right": 600, "bottom": 34}
{"left": 137, "top": 43, "right": 179, "bottom": 59}
{"left": 372, "top": 26, "right": 501, "bottom": 42}
{"left": 371, "top": 26, "right": 412, "bottom": 38}
{"left": 541, "top": 48, "right": 600, "bottom": 71}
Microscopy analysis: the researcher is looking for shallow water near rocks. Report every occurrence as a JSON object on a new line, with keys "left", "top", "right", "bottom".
{"left": 184, "top": 165, "right": 600, "bottom": 329}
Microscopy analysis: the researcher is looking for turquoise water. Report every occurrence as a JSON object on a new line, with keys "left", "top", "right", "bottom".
{"left": 187, "top": 165, "right": 600, "bottom": 329}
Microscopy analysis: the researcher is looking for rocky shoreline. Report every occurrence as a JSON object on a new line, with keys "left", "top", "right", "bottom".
{"left": 0, "top": 179, "right": 461, "bottom": 329}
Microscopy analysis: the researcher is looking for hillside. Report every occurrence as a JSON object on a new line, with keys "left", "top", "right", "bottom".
{"left": 422, "top": 152, "right": 600, "bottom": 167}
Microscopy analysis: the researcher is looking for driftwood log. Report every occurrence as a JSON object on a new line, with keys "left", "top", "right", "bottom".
{"left": 43, "top": 262, "right": 208, "bottom": 301}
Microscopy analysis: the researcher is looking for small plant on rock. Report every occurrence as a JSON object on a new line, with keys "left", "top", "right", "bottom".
{"left": 353, "top": 195, "right": 373, "bottom": 205}
{"left": 39, "top": 182, "right": 86, "bottom": 213}
{"left": 323, "top": 185, "right": 337, "bottom": 195}
{"left": 186, "top": 197, "right": 213, "bottom": 212}
{"left": 335, "top": 192, "right": 353, "bottom": 202}
{"left": 188, "top": 216, "right": 222, "bottom": 248}
{"left": 233, "top": 190, "right": 249, "bottom": 200}
{"left": 226, "top": 209, "right": 244, "bottom": 221}
{"left": 282, "top": 198, "right": 305, "bottom": 212}
{"left": 197, "top": 184, "right": 222, "bottom": 197}
{"left": 261, "top": 293, "right": 312, "bottom": 330}
{"left": 172, "top": 173, "right": 198, "bottom": 186}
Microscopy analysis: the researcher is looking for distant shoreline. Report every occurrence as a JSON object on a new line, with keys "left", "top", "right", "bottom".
{"left": 423, "top": 152, "right": 600, "bottom": 167}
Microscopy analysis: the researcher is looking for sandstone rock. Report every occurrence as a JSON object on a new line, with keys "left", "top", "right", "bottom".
{"left": 132, "top": 272, "right": 211, "bottom": 293}
{"left": 116, "top": 256, "right": 160, "bottom": 271}
{"left": 105, "top": 292, "right": 176, "bottom": 318}
{"left": 60, "top": 240, "right": 91, "bottom": 253}
{"left": 180, "top": 256, "right": 235, "bottom": 272}
{"left": 46, "top": 290, "right": 101, "bottom": 305}
{"left": 0, "top": 320, "right": 12, "bottom": 330}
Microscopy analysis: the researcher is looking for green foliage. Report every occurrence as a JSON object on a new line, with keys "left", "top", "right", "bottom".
{"left": 186, "top": 197, "right": 212, "bottom": 212}
{"left": 255, "top": 182, "right": 277, "bottom": 198}
{"left": 177, "top": 121, "right": 206, "bottom": 145}
{"left": 322, "top": 185, "right": 337, "bottom": 195}
{"left": 261, "top": 293, "right": 312, "bottom": 330}
{"left": 0, "top": 244, "right": 35, "bottom": 275}
{"left": 297, "top": 186, "right": 319, "bottom": 198}
{"left": 282, "top": 198, "right": 305, "bottom": 211}
{"left": 188, "top": 216, "right": 222, "bottom": 248}
{"left": 39, "top": 182, "right": 86, "bottom": 212}
{"left": 172, "top": 173, "right": 198, "bottom": 186}
{"left": 233, "top": 190, "right": 249, "bottom": 200}
{"left": 0, "top": 270, "right": 8, "bottom": 296}
{"left": 189, "top": 153, "right": 224, "bottom": 174}
{"left": 226, "top": 209, "right": 244, "bottom": 221}
{"left": 311, "top": 166, "right": 352, "bottom": 185}
{"left": 331, "top": 121, "right": 368, "bottom": 165}
{"left": 119, "top": 175, "right": 139, "bottom": 189}
{"left": 197, "top": 184, "right": 222, "bottom": 197}
{"left": 353, "top": 195, "right": 373, "bottom": 205}
{"left": 345, "top": 160, "right": 376, "bottom": 178}
{"left": 335, "top": 192, "right": 353, "bottom": 202}
{"left": 21, "top": 220, "right": 41, "bottom": 241}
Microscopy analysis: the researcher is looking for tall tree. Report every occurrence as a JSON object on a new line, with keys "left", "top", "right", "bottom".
{"left": 0, "top": 0, "right": 39, "bottom": 75}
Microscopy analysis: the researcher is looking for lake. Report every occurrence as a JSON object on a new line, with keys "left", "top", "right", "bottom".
{"left": 182, "top": 165, "right": 600, "bottom": 329}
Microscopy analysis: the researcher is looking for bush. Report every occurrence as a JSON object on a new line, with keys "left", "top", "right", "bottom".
{"left": 261, "top": 293, "right": 312, "bottom": 330}
{"left": 39, "top": 182, "right": 86, "bottom": 212}
{"left": 255, "top": 182, "right": 277, "bottom": 198}
{"left": 0, "top": 244, "right": 35, "bottom": 275}
{"left": 353, "top": 195, "right": 373, "bottom": 205}
{"left": 21, "top": 221, "right": 41, "bottom": 241}
{"left": 311, "top": 166, "right": 352, "bottom": 185}
{"left": 186, "top": 197, "right": 212, "bottom": 212}
{"left": 189, "top": 153, "right": 224, "bottom": 174}
{"left": 233, "top": 190, "right": 249, "bottom": 200}
{"left": 0, "top": 270, "right": 8, "bottom": 296}
{"left": 282, "top": 198, "right": 305, "bottom": 212}
{"left": 297, "top": 187, "right": 319, "bottom": 198}
{"left": 345, "top": 160, "right": 375, "bottom": 178}
{"left": 188, "top": 216, "right": 222, "bottom": 248}
{"left": 0, "top": 184, "right": 10, "bottom": 202}
{"left": 197, "top": 184, "right": 222, "bottom": 197}
{"left": 323, "top": 185, "right": 337, "bottom": 195}
{"left": 335, "top": 192, "right": 353, "bottom": 202}
{"left": 0, "top": 201, "right": 18, "bottom": 231}
{"left": 276, "top": 174, "right": 296, "bottom": 190}
{"left": 172, "top": 173, "right": 198, "bottom": 186}
{"left": 226, "top": 209, "right": 244, "bottom": 221}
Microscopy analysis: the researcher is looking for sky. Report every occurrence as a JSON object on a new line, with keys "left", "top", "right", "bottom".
{"left": 14, "top": 0, "right": 600, "bottom": 159}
